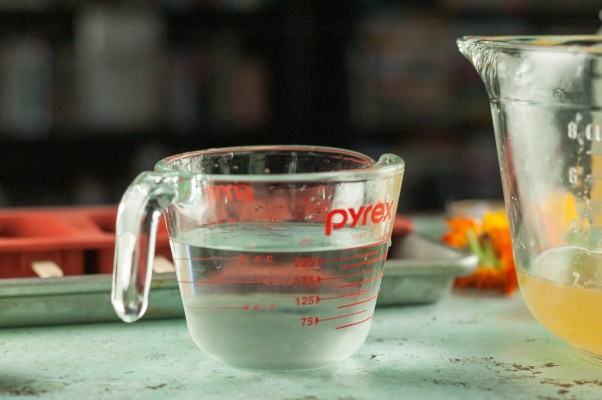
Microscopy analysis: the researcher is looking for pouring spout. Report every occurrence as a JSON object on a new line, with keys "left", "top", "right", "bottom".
{"left": 457, "top": 36, "right": 500, "bottom": 99}
{"left": 457, "top": 35, "right": 601, "bottom": 106}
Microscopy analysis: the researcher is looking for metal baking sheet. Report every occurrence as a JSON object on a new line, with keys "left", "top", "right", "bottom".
{"left": 0, "top": 233, "right": 477, "bottom": 328}
{"left": 378, "top": 233, "right": 478, "bottom": 305}
{"left": 0, "top": 273, "right": 183, "bottom": 328}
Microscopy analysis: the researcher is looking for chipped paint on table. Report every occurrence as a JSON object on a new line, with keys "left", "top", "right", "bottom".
{"left": 1, "top": 290, "right": 601, "bottom": 400}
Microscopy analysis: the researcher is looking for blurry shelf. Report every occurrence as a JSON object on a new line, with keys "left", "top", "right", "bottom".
{"left": 0, "top": 9, "right": 73, "bottom": 40}
{"left": 0, "top": 0, "right": 599, "bottom": 210}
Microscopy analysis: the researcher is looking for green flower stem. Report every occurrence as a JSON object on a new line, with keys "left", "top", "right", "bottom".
{"left": 467, "top": 229, "right": 498, "bottom": 268}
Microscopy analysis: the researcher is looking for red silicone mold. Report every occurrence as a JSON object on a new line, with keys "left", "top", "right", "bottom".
{"left": 0, "top": 206, "right": 172, "bottom": 279}
{"left": 0, "top": 207, "right": 412, "bottom": 279}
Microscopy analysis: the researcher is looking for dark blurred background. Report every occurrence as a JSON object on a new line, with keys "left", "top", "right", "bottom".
{"left": 0, "top": 0, "right": 600, "bottom": 212}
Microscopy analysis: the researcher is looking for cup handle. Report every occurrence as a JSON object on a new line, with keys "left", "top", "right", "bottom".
{"left": 111, "top": 172, "right": 181, "bottom": 323}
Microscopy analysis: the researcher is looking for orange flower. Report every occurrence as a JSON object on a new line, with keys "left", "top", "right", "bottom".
{"left": 441, "top": 217, "right": 480, "bottom": 248}
{"left": 443, "top": 211, "right": 517, "bottom": 295}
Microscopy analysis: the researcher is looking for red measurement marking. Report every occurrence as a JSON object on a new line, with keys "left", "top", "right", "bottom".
{"left": 174, "top": 255, "right": 272, "bottom": 264}
{"left": 294, "top": 256, "right": 323, "bottom": 268}
{"left": 336, "top": 314, "right": 373, "bottom": 330}
{"left": 339, "top": 271, "right": 384, "bottom": 288}
{"left": 341, "top": 255, "right": 386, "bottom": 269}
{"left": 186, "top": 276, "right": 322, "bottom": 287}
{"left": 321, "top": 251, "right": 378, "bottom": 264}
{"left": 319, "top": 309, "right": 367, "bottom": 322}
{"left": 321, "top": 269, "right": 374, "bottom": 281}
{"left": 289, "top": 276, "right": 321, "bottom": 286}
{"left": 174, "top": 255, "right": 248, "bottom": 262}
{"left": 206, "top": 183, "right": 253, "bottom": 203}
{"left": 180, "top": 279, "right": 270, "bottom": 285}
{"left": 254, "top": 255, "right": 274, "bottom": 263}
{"left": 301, "top": 316, "right": 319, "bottom": 326}
{"left": 338, "top": 293, "right": 378, "bottom": 309}
{"left": 296, "top": 288, "right": 375, "bottom": 306}
{"left": 301, "top": 310, "right": 375, "bottom": 328}
{"left": 296, "top": 289, "right": 376, "bottom": 306}
{"left": 295, "top": 296, "right": 320, "bottom": 306}
{"left": 319, "top": 288, "right": 371, "bottom": 301}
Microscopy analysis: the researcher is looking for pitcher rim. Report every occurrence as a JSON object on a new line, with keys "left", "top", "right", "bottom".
{"left": 154, "top": 145, "right": 405, "bottom": 182}
{"left": 458, "top": 35, "right": 602, "bottom": 54}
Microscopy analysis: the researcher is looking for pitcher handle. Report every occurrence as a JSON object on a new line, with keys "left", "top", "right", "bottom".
{"left": 111, "top": 172, "right": 181, "bottom": 323}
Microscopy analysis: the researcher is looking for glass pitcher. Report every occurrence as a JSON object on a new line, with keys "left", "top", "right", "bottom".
{"left": 458, "top": 36, "right": 602, "bottom": 362}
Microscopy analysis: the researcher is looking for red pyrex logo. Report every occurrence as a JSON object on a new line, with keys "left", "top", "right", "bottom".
{"left": 325, "top": 201, "right": 394, "bottom": 235}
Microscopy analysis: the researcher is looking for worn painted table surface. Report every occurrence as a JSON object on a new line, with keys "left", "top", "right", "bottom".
{"left": 1, "top": 289, "right": 601, "bottom": 400}
{"left": 2, "top": 216, "right": 601, "bottom": 399}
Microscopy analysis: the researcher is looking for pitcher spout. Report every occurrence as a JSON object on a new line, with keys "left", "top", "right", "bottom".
{"left": 457, "top": 36, "right": 602, "bottom": 105}
{"left": 457, "top": 36, "right": 500, "bottom": 98}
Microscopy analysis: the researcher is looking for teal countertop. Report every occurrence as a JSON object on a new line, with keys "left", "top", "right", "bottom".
{"left": 2, "top": 290, "right": 601, "bottom": 400}
{"left": 2, "top": 215, "right": 601, "bottom": 399}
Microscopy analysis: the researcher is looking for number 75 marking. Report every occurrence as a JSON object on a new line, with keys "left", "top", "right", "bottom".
{"left": 301, "top": 317, "right": 319, "bottom": 326}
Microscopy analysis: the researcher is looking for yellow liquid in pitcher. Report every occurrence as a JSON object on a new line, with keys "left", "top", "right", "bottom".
{"left": 517, "top": 246, "right": 602, "bottom": 359}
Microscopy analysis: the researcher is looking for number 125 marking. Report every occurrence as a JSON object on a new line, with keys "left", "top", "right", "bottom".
{"left": 295, "top": 296, "right": 319, "bottom": 306}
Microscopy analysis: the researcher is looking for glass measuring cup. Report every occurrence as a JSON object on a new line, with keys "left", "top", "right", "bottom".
{"left": 111, "top": 145, "right": 404, "bottom": 370}
{"left": 458, "top": 36, "right": 602, "bottom": 362}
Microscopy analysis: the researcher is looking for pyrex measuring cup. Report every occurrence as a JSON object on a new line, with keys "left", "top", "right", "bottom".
{"left": 111, "top": 145, "right": 404, "bottom": 370}
{"left": 458, "top": 36, "right": 602, "bottom": 362}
